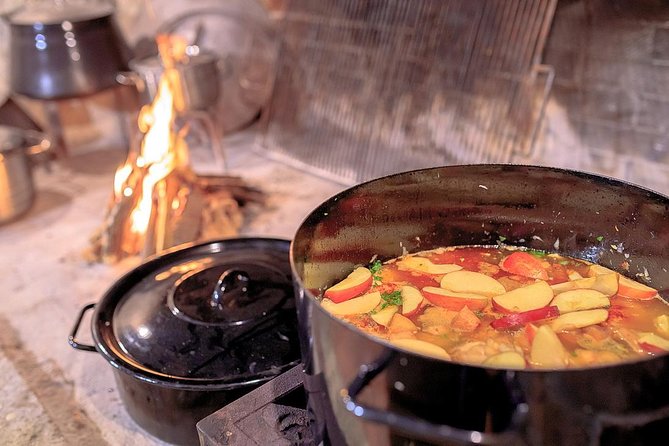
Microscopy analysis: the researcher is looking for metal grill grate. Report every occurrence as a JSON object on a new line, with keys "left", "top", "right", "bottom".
{"left": 258, "top": 0, "right": 556, "bottom": 184}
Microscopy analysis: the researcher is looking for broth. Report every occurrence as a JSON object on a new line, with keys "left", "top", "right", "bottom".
{"left": 320, "top": 246, "right": 669, "bottom": 369}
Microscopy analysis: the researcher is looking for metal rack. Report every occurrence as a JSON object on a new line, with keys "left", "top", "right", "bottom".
{"left": 257, "top": 0, "right": 556, "bottom": 184}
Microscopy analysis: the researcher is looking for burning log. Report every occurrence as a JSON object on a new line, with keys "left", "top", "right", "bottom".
{"left": 85, "top": 35, "right": 264, "bottom": 263}
{"left": 87, "top": 169, "right": 262, "bottom": 263}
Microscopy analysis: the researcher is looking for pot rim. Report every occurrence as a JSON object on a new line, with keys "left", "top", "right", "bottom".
{"left": 290, "top": 163, "right": 669, "bottom": 374}
{"left": 90, "top": 237, "right": 301, "bottom": 391}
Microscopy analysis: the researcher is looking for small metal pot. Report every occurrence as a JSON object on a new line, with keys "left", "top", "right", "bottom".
{"left": 116, "top": 55, "right": 228, "bottom": 172}
{"left": 119, "top": 51, "right": 224, "bottom": 113}
{"left": 0, "top": 126, "right": 50, "bottom": 224}
{"left": 69, "top": 238, "right": 301, "bottom": 445}
{"left": 5, "top": 1, "right": 130, "bottom": 99}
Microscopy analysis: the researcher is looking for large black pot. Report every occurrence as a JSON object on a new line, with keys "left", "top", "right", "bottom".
{"left": 290, "top": 165, "right": 669, "bottom": 445}
{"left": 69, "top": 238, "right": 301, "bottom": 445}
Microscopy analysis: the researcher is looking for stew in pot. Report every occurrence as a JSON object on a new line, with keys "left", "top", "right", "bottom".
{"left": 320, "top": 246, "right": 669, "bottom": 369}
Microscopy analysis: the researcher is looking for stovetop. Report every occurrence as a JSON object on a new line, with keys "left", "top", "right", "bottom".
{"left": 196, "top": 362, "right": 669, "bottom": 446}
{"left": 196, "top": 364, "right": 316, "bottom": 446}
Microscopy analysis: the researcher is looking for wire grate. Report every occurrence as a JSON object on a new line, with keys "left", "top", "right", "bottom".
{"left": 258, "top": 0, "right": 556, "bottom": 184}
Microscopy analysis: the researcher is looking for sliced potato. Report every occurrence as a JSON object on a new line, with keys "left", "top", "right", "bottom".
{"left": 654, "top": 314, "right": 669, "bottom": 339}
{"left": 388, "top": 313, "right": 418, "bottom": 333}
{"left": 639, "top": 332, "right": 669, "bottom": 352}
{"left": 440, "top": 270, "right": 506, "bottom": 297}
{"left": 550, "top": 289, "right": 610, "bottom": 314}
{"left": 551, "top": 309, "right": 609, "bottom": 332}
{"left": 396, "top": 256, "right": 462, "bottom": 275}
{"left": 321, "top": 291, "right": 381, "bottom": 315}
{"left": 390, "top": 338, "right": 451, "bottom": 360}
{"left": 483, "top": 351, "right": 526, "bottom": 369}
{"left": 492, "top": 281, "right": 553, "bottom": 313}
{"left": 550, "top": 273, "right": 618, "bottom": 297}
{"left": 530, "top": 325, "right": 568, "bottom": 368}
{"left": 588, "top": 264, "right": 617, "bottom": 277}
{"left": 371, "top": 305, "right": 399, "bottom": 327}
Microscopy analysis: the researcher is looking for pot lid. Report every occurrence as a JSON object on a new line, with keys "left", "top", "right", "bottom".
{"left": 98, "top": 238, "right": 301, "bottom": 384}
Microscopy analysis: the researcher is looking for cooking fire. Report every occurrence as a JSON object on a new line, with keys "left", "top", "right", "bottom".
{"left": 87, "top": 35, "right": 262, "bottom": 263}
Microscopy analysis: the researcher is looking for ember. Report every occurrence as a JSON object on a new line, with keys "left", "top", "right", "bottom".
{"left": 87, "top": 35, "right": 263, "bottom": 263}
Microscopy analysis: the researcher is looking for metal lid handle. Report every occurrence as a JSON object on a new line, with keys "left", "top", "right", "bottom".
{"left": 211, "top": 269, "right": 251, "bottom": 308}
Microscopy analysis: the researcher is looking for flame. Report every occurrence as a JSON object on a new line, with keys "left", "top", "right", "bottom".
{"left": 92, "top": 32, "right": 242, "bottom": 263}
{"left": 116, "top": 34, "right": 186, "bottom": 236}
{"left": 113, "top": 162, "right": 133, "bottom": 197}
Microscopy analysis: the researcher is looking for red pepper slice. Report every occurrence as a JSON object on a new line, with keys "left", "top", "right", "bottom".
{"left": 500, "top": 251, "right": 548, "bottom": 280}
{"left": 491, "top": 305, "right": 560, "bottom": 330}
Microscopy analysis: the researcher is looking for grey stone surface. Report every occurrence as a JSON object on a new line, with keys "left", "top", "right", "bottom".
{"left": 0, "top": 129, "right": 343, "bottom": 446}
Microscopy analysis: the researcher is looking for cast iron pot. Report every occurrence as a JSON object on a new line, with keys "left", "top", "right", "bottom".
{"left": 5, "top": 0, "right": 129, "bottom": 99}
{"left": 290, "top": 165, "right": 669, "bottom": 445}
{"left": 69, "top": 238, "right": 301, "bottom": 446}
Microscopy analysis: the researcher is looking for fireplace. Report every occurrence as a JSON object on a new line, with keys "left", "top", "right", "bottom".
{"left": 86, "top": 35, "right": 262, "bottom": 263}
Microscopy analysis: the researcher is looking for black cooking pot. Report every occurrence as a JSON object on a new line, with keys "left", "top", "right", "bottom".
{"left": 290, "top": 165, "right": 669, "bottom": 445}
{"left": 69, "top": 238, "right": 301, "bottom": 446}
{"left": 5, "top": 0, "right": 130, "bottom": 99}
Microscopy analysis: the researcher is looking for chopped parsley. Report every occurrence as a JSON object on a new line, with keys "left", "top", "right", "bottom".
{"left": 527, "top": 249, "right": 547, "bottom": 258}
{"left": 379, "top": 290, "right": 402, "bottom": 310}
{"left": 596, "top": 235, "right": 604, "bottom": 242}
{"left": 369, "top": 260, "right": 383, "bottom": 285}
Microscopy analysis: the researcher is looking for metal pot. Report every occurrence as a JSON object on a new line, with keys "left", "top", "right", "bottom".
{"left": 0, "top": 126, "right": 50, "bottom": 224}
{"left": 120, "top": 51, "right": 225, "bottom": 113}
{"left": 118, "top": 7, "right": 278, "bottom": 134}
{"left": 5, "top": 0, "right": 129, "bottom": 99}
{"left": 290, "top": 165, "right": 669, "bottom": 445}
{"left": 69, "top": 238, "right": 301, "bottom": 446}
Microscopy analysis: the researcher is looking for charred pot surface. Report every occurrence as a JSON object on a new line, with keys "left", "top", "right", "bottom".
{"left": 291, "top": 164, "right": 669, "bottom": 446}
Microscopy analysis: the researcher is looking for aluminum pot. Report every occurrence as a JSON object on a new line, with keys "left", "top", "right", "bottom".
{"left": 290, "top": 165, "right": 669, "bottom": 445}
{"left": 69, "top": 238, "right": 301, "bottom": 446}
{"left": 0, "top": 126, "right": 50, "bottom": 224}
{"left": 5, "top": 0, "right": 129, "bottom": 99}
{"left": 119, "top": 51, "right": 224, "bottom": 113}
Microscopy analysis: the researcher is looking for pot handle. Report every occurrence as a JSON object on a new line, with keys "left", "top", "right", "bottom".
{"left": 341, "top": 350, "right": 528, "bottom": 445}
{"left": 24, "top": 131, "right": 51, "bottom": 157}
{"left": 68, "top": 303, "right": 97, "bottom": 352}
{"left": 116, "top": 71, "right": 145, "bottom": 92}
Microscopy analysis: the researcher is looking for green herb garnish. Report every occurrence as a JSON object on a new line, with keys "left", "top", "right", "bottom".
{"left": 369, "top": 260, "right": 383, "bottom": 285}
{"left": 596, "top": 235, "right": 604, "bottom": 242}
{"left": 379, "top": 290, "right": 403, "bottom": 310}
{"left": 527, "top": 249, "right": 547, "bottom": 258}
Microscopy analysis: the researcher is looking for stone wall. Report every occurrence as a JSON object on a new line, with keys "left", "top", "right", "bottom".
{"left": 541, "top": 0, "right": 669, "bottom": 193}
{"left": 2, "top": 0, "right": 669, "bottom": 194}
